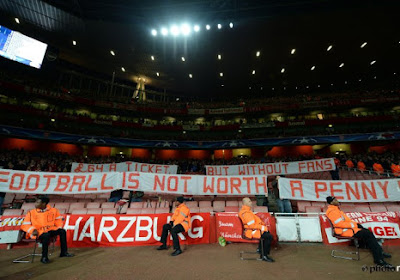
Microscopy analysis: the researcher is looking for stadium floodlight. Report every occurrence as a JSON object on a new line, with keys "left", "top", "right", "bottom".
{"left": 360, "top": 42, "right": 367, "bottom": 48}
{"left": 256, "top": 51, "right": 261, "bottom": 57}
{"left": 156, "top": 72, "right": 160, "bottom": 76}
{"left": 170, "top": 25, "right": 180, "bottom": 36}
{"left": 206, "top": 24, "right": 211, "bottom": 30}
{"left": 121, "top": 67, "right": 125, "bottom": 72}
{"left": 327, "top": 45, "right": 333, "bottom": 51}
{"left": 161, "top": 27, "right": 169, "bottom": 36}
{"left": 311, "top": 65, "right": 315, "bottom": 70}
{"left": 110, "top": 50, "right": 115, "bottom": 56}
{"left": 229, "top": 22, "right": 234, "bottom": 28}
{"left": 221, "top": 84, "right": 224, "bottom": 87}
{"left": 194, "top": 25, "right": 200, "bottom": 32}
{"left": 151, "top": 29, "right": 157, "bottom": 36}
{"left": 15, "top": 18, "right": 20, "bottom": 24}
{"left": 291, "top": 48, "right": 296, "bottom": 55}
{"left": 189, "top": 74, "right": 193, "bottom": 78}
{"left": 72, "top": 40, "right": 77, "bottom": 46}
{"left": 219, "top": 72, "right": 223, "bottom": 77}
{"left": 217, "top": 24, "right": 222, "bottom": 29}
{"left": 151, "top": 55, "right": 155, "bottom": 61}
{"left": 370, "top": 60, "right": 376, "bottom": 65}
{"left": 345, "top": 81, "right": 348, "bottom": 84}
{"left": 281, "top": 68, "right": 285, "bottom": 73}
{"left": 339, "top": 62, "right": 344, "bottom": 68}
{"left": 181, "top": 56, "right": 186, "bottom": 62}
{"left": 217, "top": 54, "right": 222, "bottom": 60}
{"left": 252, "top": 70, "right": 256, "bottom": 75}
{"left": 181, "top": 24, "right": 191, "bottom": 36}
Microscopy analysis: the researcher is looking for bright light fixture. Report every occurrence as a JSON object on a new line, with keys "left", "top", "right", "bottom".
{"left": 281, "top": 68, "right": 285, "bottom": 73}
{"left": 15, "top": 18, "right": 20, "bottom": 24}
{"left": 181, "top": 24, "right": 191, "bottom": 36}
{"left": 170, "top": 25, "right": 180, "bottom": 36}
{"left": 51, "top": 118, "right": 55, "bottom": 122}
{"left": 370, "top": 60, "right": 376, "bottom": 65}
{"left": 110, "top": 50, "right": 115, "bottom": 56}
{"left": 311, "top": 65, "right": 315, "bottom": 70}
{"left": 194, "top": 25, "right": 200, "bottom": 32}
{"left": 229, "top": 22, "right": 234, "bottom": 28}
{"left": 151, "top": 55, "right": 155, "bottom": 61}
{"left": 161, "top": 28, "right": 169, "bottom": 36}
{"left": 221, "top": 84, "right": 224, "bottom": 87}
{"left": 360, "top": 42, "right": 367, "bottom": 48}
{"left": 217, "top": 24, "right": 222, "bottom": 29}
{"left": 72, "top": 40, "right": 77, "bottom": 46}
{"left": 218, "top": 54, "right": 222, "bottom": 60}
{"left": 151, "top": 29, "right": 157, "bottom": 36}
{"left": 219, "top": 72, "right": 223, "bottom": 77}
{"left": 291, "top": 48, "right": 296, "bottom": 55}
{"left": 252, "top": 70, "right": 256, "bottom": 75}
{"left": 339, "top": 63, "right": 344, "bottom": 68}
{"left": 327, "top": 45, "right": 333, "bottom": 51}
{"left": 206, "top": 24, "right": 211, "bottom": 30}
{"left": 121, "top": 67, "right": 125, "bottom": 72}
{"left": 156, "top": 72, "right": 160, "bottom": 76}
{"left": 189, "top": 74, "right": 193, "bottom": 78}
{"left": 181, "top": 57, "right": 185, "bottom": 62}
{"left": 256, "top": 51, "right": 261, "bottom": 57}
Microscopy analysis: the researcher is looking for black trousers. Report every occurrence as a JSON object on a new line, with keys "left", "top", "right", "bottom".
{"left": 160, "top": 224, "right": 185, "bottom": 250}
{"left": 258, "top": 232, "right": 273, "bottom": 257}
{"left": 354, "top": 228, "right": 383, "bottom": 263}
{"left": 39, "top": 228, "right": 68, "bottom": 258}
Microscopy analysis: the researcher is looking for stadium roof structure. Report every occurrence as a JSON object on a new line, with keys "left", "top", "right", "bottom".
{"left": 0, "top": 0, "right": 399, "bottom": 100}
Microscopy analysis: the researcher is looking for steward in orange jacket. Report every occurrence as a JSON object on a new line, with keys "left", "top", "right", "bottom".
{"left": 21, "top": 196, "right": 74, "bottom": 264}
{"left": 346, "top": 159, "right": 354, "bottom": 169}
{"left": 373, "top": 163, "right": 384, "bottom": 174}
{"left": 238, "top": 197, "right": 274, "bottom": 262}
{"left": 325, "top": 196, "right": 392, "bottom": 266}
{"left": 157, "top": 196, "right": 191, "bottom": 256}
{"left": 357, "top": 161, "right": 366, "bottom": 171}
{"left": 391, "top": 163, "right": 400, "bottom": 177}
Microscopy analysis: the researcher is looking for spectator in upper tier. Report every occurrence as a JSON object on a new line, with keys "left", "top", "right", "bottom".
{"left": 272, "top": 176, "right": 292, "bottom": 213}
{"left": 391, "top": 163, "right": 400, "bottom": 176}
{"left": 357, "top": 160, "right": 366, "bottom": 172}
{"left": 373, "top": 162, "right": 384, "bottom": 174}
{"left": 330, "top": 158, "right": 340, "bottom": 180}
{"left": 346, "top": 159, "right": 355, "bottom": 169}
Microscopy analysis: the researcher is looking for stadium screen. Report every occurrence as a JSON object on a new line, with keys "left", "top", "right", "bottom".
{"left": 0, "top": 25, "right": 47, "bottom": 69}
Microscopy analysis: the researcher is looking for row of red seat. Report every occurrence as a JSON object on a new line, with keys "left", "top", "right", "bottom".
{"left": 297, "top": 201, "right": 400, "bottom": 213}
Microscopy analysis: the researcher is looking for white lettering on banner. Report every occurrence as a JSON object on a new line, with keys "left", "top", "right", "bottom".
{"left": 79, "top": 217, "right": 96, "bottom": 241}
{"left": 116, "top": 217, "right": 136, "bottom": 242}
{"left": 205, "top": 158, "right": 335, "bottom": 176}
{"left": 279, "top": 178, "right": 400, "bottom": 202}
{"left": 97, "top": 216, "right": 118, "bottom": 242}
{"left": 0, "top": 169, "right": 268, "bottom": 195}
{"left": 136, "top": 216, "right": 153, "bottom": 241}
{"left": 189, "top": 215, "right": 204, "bottom": 239}
{"left": 71, "top": 162, "right": 178, "bottom": 174}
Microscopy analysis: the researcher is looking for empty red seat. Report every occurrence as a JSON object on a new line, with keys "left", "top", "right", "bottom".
{"left": 102, "top": 208, "right": 117, "bottom": 214}
{"left": 141, "top": 208, "right": 155, "bottom": 214}
{"left": 101, "top": 202, "right": 116, "bottom": 209}
{"left": 226, "top": 201, "right": 239, "bottom": 207}
{"left": 2, "top": 209, "right": 24, "bottom": 216}
{"left": 199, "top": 207, "right": 213, "bottom": 213}
{"left": 126, "top": 208, "right": 143, "bottom": 214}
{"left": 297, "top": 201, "right": 312, "bottom": 213}
{"left": 224, "top": 206, "right": 239, "bottom": 212}
{"left": 340, "top": 205, "right": 356, "bottom": 213}
{"left": 213, "top": 201, "right": 225, "bottom": 212}
{"left": 354, "top": 206, "right": 371, "bottom": 212}
{"left": 305, "top": 206, "right": 322, "bottom": 213}
{"left": 69, "top": 202, "right": 86, "bottom": 212}
{"left": 54, "top": 203, "right": 71, "bottom": 212}
{"left": 190, "top": 207, "right": 200, "bottom": 213}
{"left": 57, "top": 208, "right": 67, "bottom": 214}
{"left": 386, "top": 205, "right": 400, "bottom": 212}
{"left": 253, "top": 206, "right": 269, "bottom": 213}
{"left": 199, "top": 201, "right": 212, "bottom": 208}
{"left": 87, "top": 209, "right": 102, "bottom": 214}
{"left": 130, "top": 202, "right": 145, "bottom": 208}
{"left": 311, "top": 202, "right": 326, "bottom": 208}
{"left": 155, "top": 207, "right": 170, "bottom": 214}
{"left": 369, "top": 204, "right": 387, "bottom": 212}
{"left": 158, "top": 201, "right": 170, "bottom": 208}
{"left": 185, "top": 201, "right": 198, "bottom": 208}
{"left": 21, "top": 203, "right": 36, "bottom": 212}
{"left": 71, "top": 209, "right": 88, "bottom": 215}
{"left": 86, "top": 202, "right": 101, "bottom": 209}
{"left": 145, "top": 201, "right": 157, "bottom": 208}
{"left": 3, "top": 193, "right": 15, "bottom": 205}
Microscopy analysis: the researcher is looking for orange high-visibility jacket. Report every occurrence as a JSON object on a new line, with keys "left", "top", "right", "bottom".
{"left": 346, "top": 160, "right": 354, "bottom": 168}
{"left": 373, "top": 163, "right": 384, "bottom": 174}
{"left": 171, "top": 203, "right": 191, "bottom": 232}
{"left": 326, "top": 205, "right": 360, "bottom": 238}
{"left": 357, "top": 161, "right": 366, "bottom": 171}
{"left": 21, "top": 205, "right": 63, "bottom": 239}
{"left": 238, "top": 205, "right": 268, "bottom": 239}
{"left": 391, "top": 164, "right": 400, "bottom": 177}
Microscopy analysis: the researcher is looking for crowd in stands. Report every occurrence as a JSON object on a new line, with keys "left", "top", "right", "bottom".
{"left": 1, "top": 149, "right": 400, "bottom": 176}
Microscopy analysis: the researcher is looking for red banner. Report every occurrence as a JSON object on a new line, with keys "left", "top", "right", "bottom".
{"left": 0, "top": 216, "right": 24, "bottom": 232}
{"left": 215, "top": 212, "right": 276, "bottom": 244}
{"left": 63, "top": 213, "right": 210, "bottom": 247}
{"left": 320, "top": 212, "right": 400, "bottom": 245}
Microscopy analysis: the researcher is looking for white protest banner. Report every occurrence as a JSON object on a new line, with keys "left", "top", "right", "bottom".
{"left": 121, "top": 172, "right": 268, "bottom": 196}
{"left": 205, "top": 158, "right": 335, "bottom": 176}
{"left": 0, "top": 169, "right": 120, "bottom": 194}
{"left": 279, "top": 177, "right": 400, "bottom": 202}
{"left": 0, "top": 169, "right": 268, "bottom": 196}
{"left": 71, "top": 162, "right": 178, "bottom": 174}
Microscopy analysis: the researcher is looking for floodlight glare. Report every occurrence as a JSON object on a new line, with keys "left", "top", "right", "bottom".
{"left": 171, "top": 25, "right": 180, "bottom": 36}
{"left": 151, "top": 29, "right": 157, "bottom": 36}
{"left": 194, "top": 25, "right": 200, "bottom": 32}
{"left": 281, "top": 68, "right": 285, "bottom": 73}
{"left": 256, "top": 51, "right": 261, "bottom": 57}
{"left": 339, "top": 63, "right": 344, "bottom": 68}
{"left": 311, "top": 66, "right": 315, "bottom": 71}
{"left": 161, "top": 28, "right": 169, "bottom": 36}
{"left": 206, "top": 24, "right": 211, "bottom": 30}
{"left": 217, "top": 24, "right": 222, "bottom": 29}
{"left": 229, "top": 22, "right": 233, "bottom": 28}
{"left": 15, "top": 18, "right": 20, "bottom": 24}
{"left": 327, "top": 45, "right": 333, "bottom": 51}
{"left": 181, "top": 24, "right": 191, "bottom": 36}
